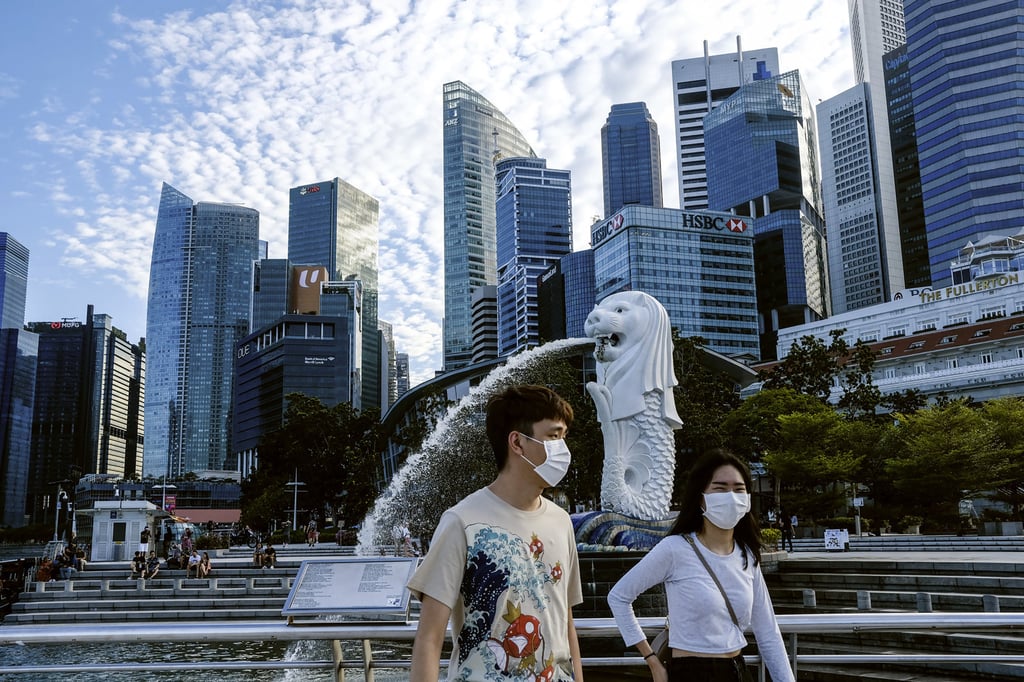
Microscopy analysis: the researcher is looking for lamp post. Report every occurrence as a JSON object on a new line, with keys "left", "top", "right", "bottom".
{"left": 153, "top": 477, "right": 177, "bottom": 513}
{"left": 285, "top": 468, "right": 305, "bottom": 532}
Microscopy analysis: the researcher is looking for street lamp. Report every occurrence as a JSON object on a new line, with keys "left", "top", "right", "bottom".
{"left": 152, "top": 477, "right": 177, "bottom": 513}
{"left": 285, "top": 468, "right": 305, "bottom": 532}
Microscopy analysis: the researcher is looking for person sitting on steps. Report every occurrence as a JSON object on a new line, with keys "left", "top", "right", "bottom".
{"left": 262, "top": 543, "right": 277, "bottom": 568}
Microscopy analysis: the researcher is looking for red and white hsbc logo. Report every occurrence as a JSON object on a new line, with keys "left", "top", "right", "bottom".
{"left": 299, "top": 185, "right": 321, "bottom": 195}
{"left": 726, "top": 218, "right": 748, "bottom": 233}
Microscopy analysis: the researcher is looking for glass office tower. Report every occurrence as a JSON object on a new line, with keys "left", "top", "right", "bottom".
{"left": 495, "top": 157, "right": 572, "bottom": 356}
{"left": 288, "top": 178, "right": 381, "bottom": 411}
{"left": 670, "top": 41, "right": 779, "bottom": 210}
{"left": 601, "top": 102, "right": 663, "bottom": 218}
{"left": 28, "top": 309, "right": 144, "bottom": 521}
{"left": 903, "top": 0, "right": 1024, "bottom": 286}
{"left": 0, "top": 328, "right": 37, "bottom": 527}
{"left": 0, "top": 233, "right": 29, "bottom": 330}
{"left": 884, "top": 44, "right": 930, "bottom": 290}
{"left": 704, "top": 70, "right": 828, "bottom": 359}
{"left": 592, "top": 206, "right": 759, "bottom": 359}
{"left": 442, "top": 81, "right": 536, "bottom": 371}
{"left": 144, "top": 183, "right": 259, "bottom": 478}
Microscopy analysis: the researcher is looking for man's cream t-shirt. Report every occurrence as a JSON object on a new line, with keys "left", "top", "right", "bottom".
{"left": 407, "top": 487, "right": 583, "bottom": 681}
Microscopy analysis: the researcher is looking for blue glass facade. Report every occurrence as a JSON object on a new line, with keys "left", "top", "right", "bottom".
{"left": 884, "top": 44, "right": 931, "bottom": 290}
{"left": 903, "top": 0, "right": 1024, "bottom": 286}
{"left": 0, "top": 234, "right": 28, "bottom": 330}
{"left": 537, "top": 250, "right": 595, "bottom": 342}
{"left": 26, "top": 309, "right": 144, "bottom": 522}
{"left": 601, "top": 102, "right": 663, "bottom": 217}
{"left": 704, "top": 70, "right": 828, "bottom": 358}
{"left": 288, "top": 178, "right": 381, "bottom": 410}
{"left": 592, "top": 206, "right": 759, "bottom": 358}
{"left": 0, "top": 328, "right": 37, "bottom": 526}
{"left": 232, "top": 314, "right": 353, "bottom": 472}
{"left": 144, "top": 183, "right": 259, "bottom": 478}
{"left": 442, "top": 81, "right": 536, "bottom": 370}
{"left": 250, "top": 258, "right": 291, "bottom": 332}
{"left": 495, "top": 157, "right": 572, "bottom": 356}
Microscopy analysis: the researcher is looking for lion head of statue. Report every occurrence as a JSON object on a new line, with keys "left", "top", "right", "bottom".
{"left": 584, "top": 291, "right": 682, "bottom": 426}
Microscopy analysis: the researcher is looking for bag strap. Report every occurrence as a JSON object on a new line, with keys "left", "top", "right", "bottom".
{"left": 683, "top": 534, "right": 740, "bottom": 628}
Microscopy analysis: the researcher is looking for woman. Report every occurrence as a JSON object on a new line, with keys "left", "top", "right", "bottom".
{"left": 608, "top": 450, "right": 794, "bottom": 682}
{"left": 198, "top": 551, "right": 211, "bottom": 578}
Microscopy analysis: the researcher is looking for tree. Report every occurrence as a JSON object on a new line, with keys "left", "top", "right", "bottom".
{"left": 837, "top": 340, "right": 882, "bottom": 418}
{"left": 240, "top": 394, "right": 382, "bottom": 532}
{"left": 979, "top": 397, "right": 1024, "bottom": 518}
{"left": 761, "top": 329, "right": 848, "bottom": 401}
{"left": 885, "top": 400, "right": 999, "bottom": 527}
{"left": 671, "top": 335, "right": 744, "bottom": 502}
{"left": 722, "top": 388, "right": 828, "bottom": 459}
{"left": 764, "top": 410, "right": 860, "bottom": 520}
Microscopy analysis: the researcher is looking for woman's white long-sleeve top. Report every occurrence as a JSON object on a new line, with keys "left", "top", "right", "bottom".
{"left": 607, "top": 532, "right": 794, "bottom": 682}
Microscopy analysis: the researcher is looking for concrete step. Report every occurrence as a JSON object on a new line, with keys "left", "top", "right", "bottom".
{"left": 788, "top": 534, "right": 1024, "bottom": 552}
{"left": 770, "top": 571, "right": 1024, "bottom": 595}
{"left": 2, "top": 606, "right": 284, "bottom": 624}
{"left": 11, "top": 595, "right": 287, "bottom": 613}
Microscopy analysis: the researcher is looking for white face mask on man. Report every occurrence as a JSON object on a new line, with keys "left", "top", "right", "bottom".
{"left": 702, "top": 491, "right": 751, "bottom": 530}
{"left": 518, "top": 432, "right": 572, "bottom": 487}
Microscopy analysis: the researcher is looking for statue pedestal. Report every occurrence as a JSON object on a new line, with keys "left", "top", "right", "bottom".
{"left": 572, "top": 510, "right": 677, "bottom": 552}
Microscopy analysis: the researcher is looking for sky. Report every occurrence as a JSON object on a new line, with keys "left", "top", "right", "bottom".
{"left": 0, "top": 0, "right": 854, "bottom": 388}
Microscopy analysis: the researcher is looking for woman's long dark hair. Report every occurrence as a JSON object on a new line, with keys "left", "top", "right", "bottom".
{"left": 668, "top": 449, "right": 762, "bottom": 568}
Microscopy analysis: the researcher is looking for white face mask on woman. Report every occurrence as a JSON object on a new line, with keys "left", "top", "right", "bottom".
{"left": 518, "top": 433, "right": 572, "bottom": 487}
{"left": 702, "top": 492, "right": 751, "bottom": 530}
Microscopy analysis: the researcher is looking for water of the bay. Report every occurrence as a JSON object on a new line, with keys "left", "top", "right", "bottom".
{"left": 0, "top": 544, "right": 410, "bottom": 681}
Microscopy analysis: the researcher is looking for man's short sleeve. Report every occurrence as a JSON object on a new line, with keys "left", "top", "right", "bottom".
{"left": 406, "top": 511, "right": 467, "bottom": 609}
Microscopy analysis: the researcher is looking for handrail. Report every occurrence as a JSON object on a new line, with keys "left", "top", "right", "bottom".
{"left": 2, "top": 613, "right": 1024, "bottom": 679}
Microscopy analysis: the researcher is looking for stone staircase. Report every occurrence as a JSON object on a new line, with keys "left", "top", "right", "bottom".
{"left": 788, "top": 532, "right": 1024, "bottom": 553}
{"left": 765, "top": 551, "right": 1024, "bottom": 680}
{"left": 3, "top": 543, "right": 361, "bottom": 625}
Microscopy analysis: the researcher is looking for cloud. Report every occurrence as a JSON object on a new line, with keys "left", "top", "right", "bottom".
{"left": 27, "top": 0, "right": 852, "bottom": 386}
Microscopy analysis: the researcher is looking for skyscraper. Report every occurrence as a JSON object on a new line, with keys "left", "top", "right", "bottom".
{"left": 670, "top": 41, "right": 779, "bottom": 210}
{"left": 847, "top": 0, "right": 908, "bottom": 297}
{"left": 442, "top": 81, "right": 536, "bottom": 371}
{"left": 704, "top": 70, "right": 829, "bottom": 359}
{"left": 537, "top": 250, "right": 596, "bottom": 342}
{"left": 0, "top": 328, "right": 37, "bottom": 527}
{"left": 144, "top": 183, "right": 259, "bottom": 478}
{"left": 495, "top": 157, "right": 572, "bottom": 356}
{"left": 288, "top": 178, "right": 381, "bottom": 410}
{"left": 817, "top": 84, "right": 888, "bottom": 313}
{"left": 591, "top": 207, "right": 759, "bottom": 359}
{"left": 28, "top": 308, "right": 145, "bottom": 521}
{"left": 0, "top": 233, "right": 32, "bottom": 526}
{"left": 601, "top": 102, "right": 663, "bottom": 217}
{"left": 903, "top": 0, "right": 1024, "bottom": 285}
{"left": 395, "top": 353, "right": 410, "bottom": 397}
{"left": 884, "top": 44, "right": 930, "bottom": 290}
{"left": 0, "top": 233, "right": 29, "bottom": 329}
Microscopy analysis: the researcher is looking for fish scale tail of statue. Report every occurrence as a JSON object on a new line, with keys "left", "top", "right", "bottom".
{"left": 584, "top": 291, "right": 682, "bottom": 521}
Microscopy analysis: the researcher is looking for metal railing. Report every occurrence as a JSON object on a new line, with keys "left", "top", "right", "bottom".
{"left": 2, "top": 612, "right": 1024, "bottom": 680}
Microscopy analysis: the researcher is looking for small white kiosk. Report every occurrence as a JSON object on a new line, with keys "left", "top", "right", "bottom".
{"left": 77, "top": 500, "right": 163, "bottom": 562}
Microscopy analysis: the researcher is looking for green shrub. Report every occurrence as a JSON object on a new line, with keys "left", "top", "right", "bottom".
{"left": 761, "top": 527, "right": 781, "bottom": 550}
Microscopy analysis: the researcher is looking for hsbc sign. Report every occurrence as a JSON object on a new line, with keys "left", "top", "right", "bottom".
{"left": 591, "top": 210, "right": 750, "bottom": 246}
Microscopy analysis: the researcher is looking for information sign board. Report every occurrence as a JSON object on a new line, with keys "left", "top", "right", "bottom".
{"left": 282, "top": 557, "right": 419, "bottom": 622}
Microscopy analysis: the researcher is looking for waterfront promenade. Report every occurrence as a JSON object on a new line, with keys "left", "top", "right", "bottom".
{"left": 4, "top": 536, "right": 1024, "bottom": 680}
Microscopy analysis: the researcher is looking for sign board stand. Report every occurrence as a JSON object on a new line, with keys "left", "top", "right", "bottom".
{"left": 282, "top": 557, "right": 420, "bottom": 625}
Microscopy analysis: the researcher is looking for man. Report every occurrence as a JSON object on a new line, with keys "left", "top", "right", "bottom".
{"left": 143, "top": 551, "right": 161, "bottom": 579}
{"left": 263, "top": 543, "right": 277, "bottom": 568}
{"left": 408, "top": 384, "right": 584, "bottom": 681}
{"left": 139, "top": 526, "right": 151, "bottom": 554}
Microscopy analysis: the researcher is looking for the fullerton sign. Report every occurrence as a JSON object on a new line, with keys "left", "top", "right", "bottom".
{"left": 919, "top": 273, "right": 1021, "bottom": 303}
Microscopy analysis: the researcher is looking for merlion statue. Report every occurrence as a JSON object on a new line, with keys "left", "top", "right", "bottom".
{"left": 584, "top": 291, "right": 682, "bottom": 520}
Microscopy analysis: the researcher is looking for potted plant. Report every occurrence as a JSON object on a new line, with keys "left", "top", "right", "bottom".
{"left": 899, "top": 515, "right": 923, "bottom": 534}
